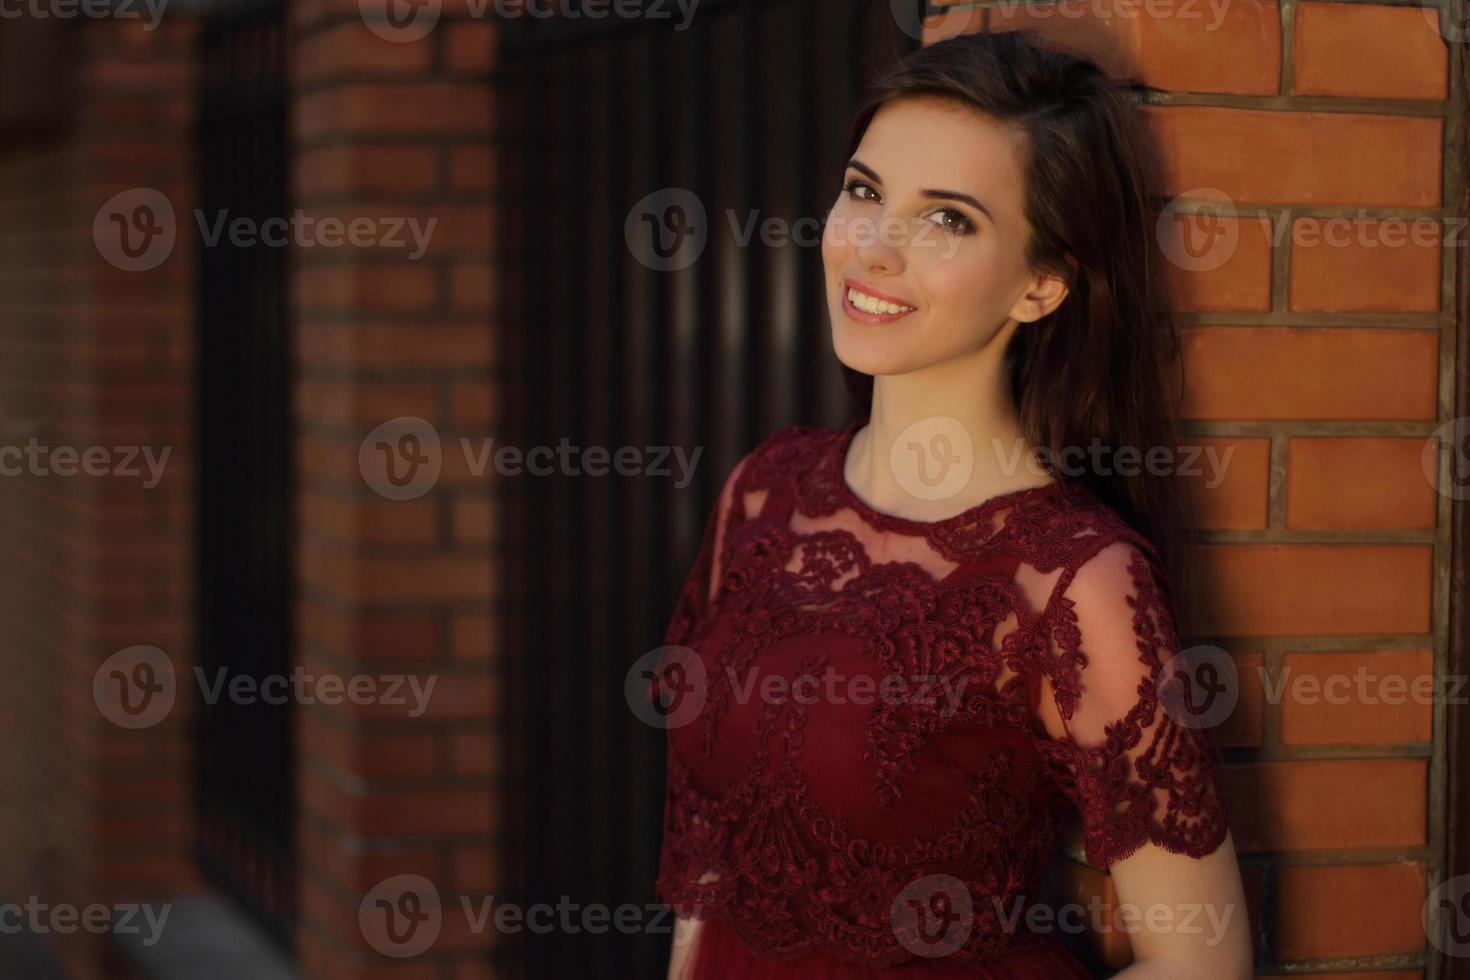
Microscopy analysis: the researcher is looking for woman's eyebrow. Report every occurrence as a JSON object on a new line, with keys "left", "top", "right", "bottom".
{"left": 846, "top": 158, "right": 993, "bottom": 224}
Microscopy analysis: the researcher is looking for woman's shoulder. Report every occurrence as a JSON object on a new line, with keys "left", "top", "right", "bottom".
{"left": 727, "top": 421, "right": 847, "bottom": 497}
{"left": 1003, "top": 478, "right": 1161, "bottom": 577}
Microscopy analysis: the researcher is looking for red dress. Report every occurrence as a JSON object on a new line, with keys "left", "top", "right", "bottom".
{"left": 650, "top": 420, "right": 1231, "bottom": 979}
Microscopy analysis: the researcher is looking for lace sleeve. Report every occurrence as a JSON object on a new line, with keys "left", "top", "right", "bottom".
{"left": 1031, "top": 536, "right": 1231, "bottom": 872}
{"left": 653, "top": 450, "right": 755, "bottom": 917}
{"left": 661, "top": 451, "right": 749, "bottom": 648}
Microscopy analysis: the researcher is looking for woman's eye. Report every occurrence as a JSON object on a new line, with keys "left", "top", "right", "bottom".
{"left": 928, "top": 208, "right": 974, "bottom": 235}
{"left": 843, "top": 179, "right": 878, "bottom": 203}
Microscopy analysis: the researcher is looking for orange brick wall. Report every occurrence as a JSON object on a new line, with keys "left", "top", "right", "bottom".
{"left": 0, "top": 18, "right": 200, "bottom": 980}
{"left": 927, "top": 3, "right": 1461, "bottom": 975}
{"left": 288, "top": 3, "right": 502, "bottom": 977}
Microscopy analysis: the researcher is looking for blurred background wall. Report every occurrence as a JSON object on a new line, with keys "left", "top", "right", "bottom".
{"left": 0, "top": 1, "right": 1466, "bottom": 979}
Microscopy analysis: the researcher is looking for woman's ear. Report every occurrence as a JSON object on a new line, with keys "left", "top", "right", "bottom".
{"left": 1012, "top": 267, "right": 1071, "bottom": 324}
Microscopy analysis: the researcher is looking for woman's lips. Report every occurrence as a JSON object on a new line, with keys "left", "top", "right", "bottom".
{"left": 841, "top": 280, "right": 917, "bottom": 324}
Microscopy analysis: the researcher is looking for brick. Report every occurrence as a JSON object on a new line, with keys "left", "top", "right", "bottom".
{"left": 1219, "top": 650, "right": 1265, "bottom": 747}
{"left": 451, "top": 611, "right": 493, "bottom": 660}
{"left": 296, "top": 145, "right": 439, "bottom": 198}
{"left": 1181, "top": 327, "right": 1438, "bottom": 421}
{"left": 1280, "top": 649, "right": 1435, "bottom": 745}
{"left": 451, "top": 843, "right": 498, "bottom": 893}
{"left": 1288, "top": 217, "right": 1441, "bottom": 312}
{"left": 296, "top": 378, "right": 441, "bottom": 427}
{"left": 1188, "top": 543, "right": 1432, "bottom": 635}
{"left": 451, "top": 494, "right": 495, "bottom": 545}
{"left": 1147, "top": 106, "right": 1442, "bottom": 207}
{"left": 1293, "top": 2, "right": 1449, "bottom": 100}
{"left": 298, "top": 818, "right": 440, "bottom": 894}
{"left": 295, "top": 204, "right": 494, "bottom": 254}
{"left": 293, "top": 22, "right": 434, "bottom": 84}
{"left": 450, "top": 262, "right": 493, "bottom": 313}
{"left": 346, "top": 668, "right": 490, "bottom": 722}
{"left": 300, "top": 603, "right": 444, "bottom": 663}
{"left": 295, "top": 84, "right": 494, "bottom": 141}
{"left": 302, "top": 489, "right": 440, "bottom": 545}
{"left": 296, "top": 262, "right": 438, "bottom": 314}
{"left": 1287, "top": 437, "right": 1438, "bottom": 530}
{"left": 301, "top": 552, "right": 494, "bottom": 603}
{"left": 443, "top": 21, "right": 496, "bottom": 73}
{"left": 300, "top": 709, "right": 441, "bottom": 779}
{"left": 302, "top": 774, "right": 494, "bottom": 837}
{"left": 1187, "top": 437, "right": 1268, "bottom": 530}
{"left": 450, "top": 730, "right": 495, "bottom": 776}
{"left": 450, "top": 381, "right": 493, "bottom": 428}
{"left": 298, "top": 322, "right": 494, "bottom": 371}
{"left": 449, "top": 146, "right": 494, "bottom": 194}
{"left": 1159, "top": 212, "right": 1274, "bottom": 312}
{"left": 1274, "top": 863, "right": 1426, "bottom": 960}
{"left": 1226, "top": 758, "right": 1425, "bottom": 851}
{"left": 298, "top": 928, "right": 440, "bottom": 980}
{"left": 989, "top": 0, "right": 1281, "bottom": 95}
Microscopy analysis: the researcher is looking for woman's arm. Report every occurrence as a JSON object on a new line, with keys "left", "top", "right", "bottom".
{"left": 1106, "top": 832, "right": 1253, "bottom": 979}
{"left": 1033, "top": 538, "right": 1250, "bottom": 978}
{"left": 666, "top": 914, "right": 703, "bottom": 980}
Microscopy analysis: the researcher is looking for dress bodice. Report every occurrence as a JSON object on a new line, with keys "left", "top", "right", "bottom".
{"left": 650, "top": 420, "right": 1230, "bottom": 969}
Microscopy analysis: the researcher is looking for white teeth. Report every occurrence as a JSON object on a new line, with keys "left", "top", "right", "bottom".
{"left": 847, "top": 287, "right": 914, "bottom": 315}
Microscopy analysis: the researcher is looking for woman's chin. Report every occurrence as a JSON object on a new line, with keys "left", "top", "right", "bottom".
{"left": 830, "top": 322, "right": 926, "bottom": 377}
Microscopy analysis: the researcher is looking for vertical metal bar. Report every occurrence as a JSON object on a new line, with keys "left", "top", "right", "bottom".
{"left": 194, "top": 0, "right": 294, "bottom": 947}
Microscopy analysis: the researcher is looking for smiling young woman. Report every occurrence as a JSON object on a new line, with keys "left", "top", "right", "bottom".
{"left": 652, "top": 30, "right": 1252, "bottom": 980}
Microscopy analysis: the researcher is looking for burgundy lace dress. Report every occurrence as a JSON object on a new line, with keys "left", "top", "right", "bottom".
{"left": 651, "top": 420, "right": 1231, "bottom": 979}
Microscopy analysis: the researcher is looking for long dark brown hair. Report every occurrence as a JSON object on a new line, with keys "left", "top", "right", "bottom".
{"left": 840, "top": 29, "right": 1195, "bottom": 616}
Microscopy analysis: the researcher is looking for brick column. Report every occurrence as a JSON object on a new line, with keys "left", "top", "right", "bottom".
{"left": 289, "top": 4, "right": 503, "bottom": 978}
{"left": 0, "top": 16, "right": 200, "bottom": 980}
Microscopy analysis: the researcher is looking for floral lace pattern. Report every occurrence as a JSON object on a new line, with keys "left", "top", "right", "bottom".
{"left": 652, "top": 421, "right": 1230, "bottom": 968}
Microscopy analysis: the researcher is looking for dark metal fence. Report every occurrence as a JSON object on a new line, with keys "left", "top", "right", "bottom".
{"left": 497, "top": 4, "right": 918, "bottom": 976}
{"left": 193, "top": 0, "right": 295, "bottom": 949}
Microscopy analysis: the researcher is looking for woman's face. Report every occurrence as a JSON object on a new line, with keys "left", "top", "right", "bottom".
{"left": 821, "top": 96, "right": 1067, "bottom": 378}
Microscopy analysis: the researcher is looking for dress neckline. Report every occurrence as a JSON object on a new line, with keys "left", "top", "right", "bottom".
{"left": 826, "top": 417, "right": 1060, "bottom": 534}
